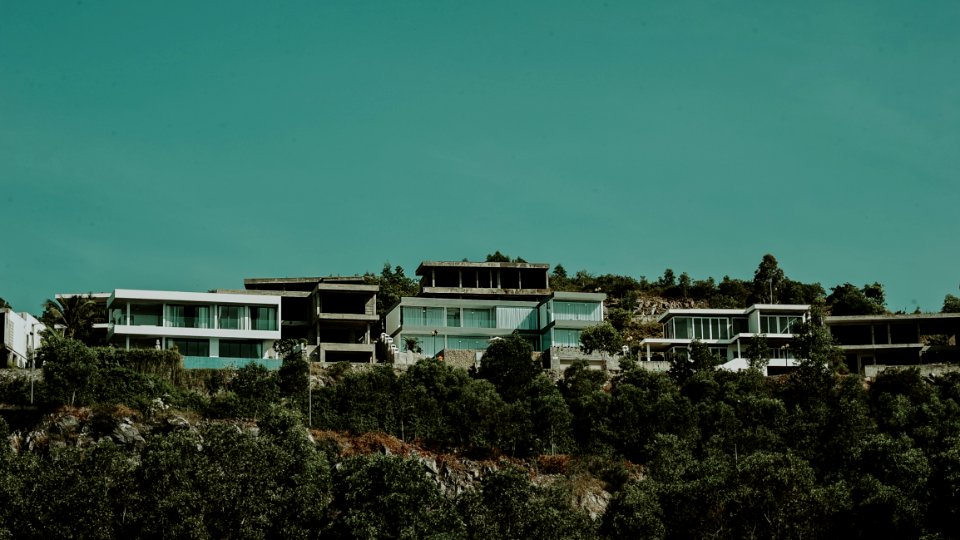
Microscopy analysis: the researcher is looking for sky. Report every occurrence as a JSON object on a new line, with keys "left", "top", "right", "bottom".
{"left": 2, "top": 0, "right": 958, "bottom": 314}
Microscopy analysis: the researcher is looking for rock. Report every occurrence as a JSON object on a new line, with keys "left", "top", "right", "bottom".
{"left": 422, "top": 457, "right": 439, "bottom": 476}
{"left": 166, "top": 415, "right": 191, "bottom": 431}
{"left": 55, "top": 415, "right": 79, "bottom": 435}
{"left": 111, "top": 422, "right": 145, "bottom": 446}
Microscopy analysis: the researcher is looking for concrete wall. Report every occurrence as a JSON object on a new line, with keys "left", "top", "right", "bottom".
{"left": 864, "top": 363, "right": 960, "bottom": 379}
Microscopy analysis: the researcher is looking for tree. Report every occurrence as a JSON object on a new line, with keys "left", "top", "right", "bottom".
{"left": 942, "top": 294, "right": 960, "bottom": 313}
{"left": 550, "top": 265, "right": 574, "bottom": 291}
{"left": 39, "top": 294, "right": 103, "bottom": 345}
{"left": 827, "top": 283, "right": 886, "bottom": 316}
{"left": 0, "top": 297, "right": 10, "bottom": 310}
{"left": 476, "top": 335, "right": 539, "bottom": 403}
{"left": 366, "top": 264, "right": 419, "bottom": 318}
{"left": 751, "top": 254, "right": 785, "bottom": 304}
{"left": 745, "top": 334, "right": 771, "bottom": 371}
{"left": 689, "top": 340, "right": 722, "bottom": 371}
{"left": 579, "top": 322, "right": 624, "bottom": 357}
{"left": 327, "top": 455, "right": 463, "bottom": 539}
{"left": 485, "top": 251, "right": 511, "bottom": 262}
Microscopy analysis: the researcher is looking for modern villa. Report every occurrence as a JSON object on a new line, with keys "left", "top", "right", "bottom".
{"left": 106, "top": 289, "right": 282, "bottom": 369}
{"left": 640, "top": 304, "right": 811, "bottom": 375}
{"left": 385, "top": 261, "right": 607, "bottom": 369}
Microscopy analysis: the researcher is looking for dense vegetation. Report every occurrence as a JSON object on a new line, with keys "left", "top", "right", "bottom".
{"left": 3, "top": 326, "right": 960, "bottom": 539}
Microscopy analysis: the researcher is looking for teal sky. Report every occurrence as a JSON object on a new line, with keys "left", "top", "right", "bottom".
{"left": 2, "top": 1, "right": 958, "bottom": 314}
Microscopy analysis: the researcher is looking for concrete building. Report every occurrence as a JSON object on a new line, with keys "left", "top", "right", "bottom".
{"left": 106, "top": 289, "right": 282, "bottom": 369}
{"left": 385, "top": 261, "right": 607, "bottom": 369}
{"left": 240, "top": 276, "right": 379, "bottom": 363}
{"left": 640, "top": 304, "right": 811, "bottom": 375}
{"left": 1, "top": 309, "right": 45, "bottom": 368}
{"left": 826, "top": 312, "right": 960, "bottom": 373}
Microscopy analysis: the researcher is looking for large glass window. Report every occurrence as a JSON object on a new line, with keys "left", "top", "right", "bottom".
{"left": 402, "top": 306, "right": 444, "bottom": 327}
{"left": 169, "top": 338, "right": 209, "bottom": 357}
{"left": 553, "top": 301, "right": 601, "bottom": 322}
{"left": 250, "top": 306, "right": 277, "bottom": 331}
{"left": 553, "top": 329, "right": 582, "bottom": 348}
{"left": 167, "top": 304, "right": 212, "bottom": 328}
{"left": 218, "top": 306, "right": 243, "bottom": 330}
{"left": 129, "top": 304, "right": 162, "bottom": 326}
{"left": 667, "top": 317, "right": 730, "bottom": 339}
{"left": 760, "top": 315, "right": 800, "bottom": 334}
{"left": 463, "top": 308, "right": 494, "bottom": 328}
{"left": 220, "top": 340, "right": 261, "bottom": 359}
{"left": 446, "top": 307, "right": 461, "bottom": 328}
{"left": 495, "top": 307, "right": 538, "bottom": 330}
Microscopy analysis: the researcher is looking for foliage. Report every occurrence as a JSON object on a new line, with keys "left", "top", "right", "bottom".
{"left": 745, "top": 334, "right": 771, "bottom": 371}
{"left": 476, "top": 335, "right": 539, "bottom": 403}
{"left": 579, "top": 322, "right": 623, "bottom": 356}
{"left": 39, "top": 294, "right": 104, "bottom": 346}
{"left": 943, "top": 293, "right": 960, "bottom": 313}
{"left": 751, "top": 253, "right": 786, "bottom": 304}
{"left": 827, "top": 282, "right": 887, "bottom": 315}
{"left": 366, "top": 263, "right": 420, "bottom": 318}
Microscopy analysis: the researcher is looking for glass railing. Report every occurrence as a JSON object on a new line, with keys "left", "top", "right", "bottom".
{"left": 181, "top": 356, "right": 282, "bottom": 370}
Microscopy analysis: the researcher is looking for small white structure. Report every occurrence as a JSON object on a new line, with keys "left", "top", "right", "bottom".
{"left": 1, "top": 308, "right": 45, "bottom": 368}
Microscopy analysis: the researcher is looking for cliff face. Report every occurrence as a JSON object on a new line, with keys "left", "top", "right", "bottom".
{"left": 6, "top": 405, "right": 628, "bottom": 519}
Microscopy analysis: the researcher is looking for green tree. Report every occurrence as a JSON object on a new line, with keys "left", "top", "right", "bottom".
{"left": 476, "top": 335, "right": 539, "bottom": 403}
{"left": 827, "top": 283, "right": 887, "bottom": 315}
{"left": 230, "top": 363, "right": 280, "bottom": 419}
{"left": 550, "top": 264, "right": 574, "bottom": 291}
{"left": 38, "top": 337, "right": 102, "bottom": 405}
{"left": 745, "top": 334, "right": 771, "bottom": 371}
{"left": 579, "top": 322, "right": 623, "bottom": 357}
{"left": 367, "top": 264, "right": 420, "bottom": 318}
{"left": 327, "top": 455, "right": 463, "bottom": 539}
{"left": 599, "top": 480, "right": 665, "bottom": 539}
{"left": 485, "top": 251, "right": 511, "bottom": 262}
{"left": 39, "top": 294, "right": 103, "bottom": 345}
{"left": 458, "top": 467, "right": 596, "bottom": 540}
{"left": 942, "top": 293, "right": 960, "bottom": 313}
{"left": 751, "top": 253, "right": 785, "bottom": 304}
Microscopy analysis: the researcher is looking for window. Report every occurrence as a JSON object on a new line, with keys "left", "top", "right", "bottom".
{"left": 446, "top": 307, "right": 461, "bottom": 328}
{"left": 553, "top": 301, "right": 601, "bottom": 322}
{"left": 402, "top": 306, "right": 443, "bottom": 327}
{"left": 129, "top": 304, "right": 162, "bottom": 326}
{"left": 167, "top": 304, "right": 211, "bottom": 328}
{"left": 669, "top": 317, "right": 730, "bottom": 340}
{"left": 169, "top": 338, "right": 209, "bottom": 357}
{"left": 250, "top": 306, "right": 277, "bottom": 331}
{"left": 760, "top": 315, "right": 800, "bottom": 334}
{"left": 218, "top": 306, "right": 243, "bottom": 330}
{"left": 463, "top": 308, "right": 494, "bottom": 328}
{"left": 220, "top": 340, "right": 261, "bottom": 359}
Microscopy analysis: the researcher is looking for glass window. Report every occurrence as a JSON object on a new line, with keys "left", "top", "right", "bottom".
{"left": 130, "top": 304, "right": 162, "bottom": 326}
{"left": 446, "top": 307, "right": 461, "bottom": 328}
{"left": 169, "top": 338, "right": 209, "bottom": 357}
{"left": 167, "top": 304, "right": 212, "bottom": 328}
{"left": 463, "top": 308, "right": 494, "bottom": 328}
{"left": 401, "top": 306, "right": 443, "bottom": 327}
{"left": 220, "top": 340, "right": 261, "bottom": 359}
{"left": 218, "top": 305, "right": 243, "bottom": 330}
{"left": 250, "top": 306, "right": 277, "bottom": 331}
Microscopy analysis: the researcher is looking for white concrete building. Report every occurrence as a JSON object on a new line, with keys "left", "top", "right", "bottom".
{"left": 106, "top": 289, "right": 282, "bottom": 369}
{"left": 1, "top": 309, "right": 45, "bottom": 368}
{"left": 640, "top": 304, "right": 811, "bottom": 375}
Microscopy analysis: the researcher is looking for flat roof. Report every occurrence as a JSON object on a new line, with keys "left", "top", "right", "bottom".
{"left": 108, "top": 289, "right": 281, "bottom": 307}
{"left": 657, "top": 304, "right": 811, "bottom": 323}
{"left": 244, "top": 275, "right": 368, "bottom": 285}
{"left": 825, "top": 312, "right": 960, "bottom": 324}
{"left": 416, "top": 261, "right": 550, "bottom": 274}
